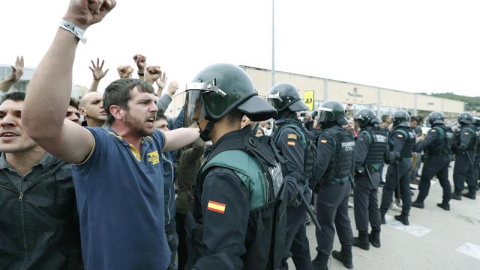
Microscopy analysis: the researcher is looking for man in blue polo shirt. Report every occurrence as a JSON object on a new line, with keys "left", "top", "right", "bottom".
{"left": 22, "top": 1, "right": 199, "bottom": 269}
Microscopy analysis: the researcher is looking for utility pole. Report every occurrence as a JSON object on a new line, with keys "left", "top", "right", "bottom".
{"left": 271, "top": 0, "right": 276, "bottom": 87}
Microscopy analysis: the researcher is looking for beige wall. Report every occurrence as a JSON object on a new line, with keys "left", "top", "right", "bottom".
{"left": 243, "top": 66, "right": 325, "bottom": 99}
{"left": 242, "top": 65, "right": 464, "bottom": 116}
{"left": 166, "top": 65, "right": 465, "bottom": 119}
{"left": 377, "top": 89, "right": 416, "bottom": 110}
{"left": 326, "top": 81, "right": 378, "bottom": 105}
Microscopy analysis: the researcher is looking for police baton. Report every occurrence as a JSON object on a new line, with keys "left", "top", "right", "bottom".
{"left": 299, "top": 191, "right": 322, "bottom": 231}
{"left": 465, "top": 151, "right": 474, "bottom": 166}
{"left": 364, "top": 165, "right": 375, "bottom": 187}
{"left": 396, "top": 162, "right": 401, "bottom": 201}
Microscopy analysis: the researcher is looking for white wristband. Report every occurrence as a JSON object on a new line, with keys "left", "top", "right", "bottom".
{"left": 59, "top": 19, "right": 87, "bottom": 44}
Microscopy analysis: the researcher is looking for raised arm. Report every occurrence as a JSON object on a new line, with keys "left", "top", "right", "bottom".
{"left": 23, "top": 0, "right": 116, "bottom": 164}
{"left": 0, "top": 56, "right": 24, "bottom": 92}
{"left": 163, "top": 127, "right": 199, "bottom": 152}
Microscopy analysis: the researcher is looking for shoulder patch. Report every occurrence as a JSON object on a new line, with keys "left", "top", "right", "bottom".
{"left": 288, "top": 133, "right": 298, "bottom": 140}
{"left": 464, "top": 132, "right": 470, "bottom": 135}
{"left": 321, "top": 139, "right": 327, "bottom": 143}
{"left": 207, "top": 200, "right": 226, "bottom": 214}
{"left": 397, "top": 134, "right": 403, "bottom": 138}
{"left": 431, "top": 129, "right": 436, "bottom": 132}
{"left": 287, "top": 141, "right": 296, "bottom": 146}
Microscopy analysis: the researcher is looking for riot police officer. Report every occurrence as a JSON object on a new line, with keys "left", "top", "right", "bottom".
{"left": 379, "top": 110, "right": 416, "bottom": 226}
{"left": 473, "top": 115, "right": 480, "bottom": 190}
{"left": 267, "top": 82, "right": 314, "bottom": 270}
{"left": 452, "top": 112, "right": 477, "bottom": 200}
{"left": 311, "top": 101, "right": 355, "bottom": 270}
{"left": 352, "top": 109, "right": 389, "bottom": 250}
{"left": 412, "top": 112, "right": 452, "bottom": 210}
{"left": 183, "top": 63, "right": 286, "bottom": 269}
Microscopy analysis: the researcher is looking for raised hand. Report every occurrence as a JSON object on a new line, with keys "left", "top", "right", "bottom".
{"left": 133, "top": 54, "right": 147, "bottom": 74}
{"left": 0, "top": 56, "right": 25, "bottom": 92}
{"left": 145, "top": 66, "right": 162, "bottom": 85}
{"left": 89, "top": 58, "right": 109, "bottom": 80}
{"left": 165, "top": 81, "right": 179, "bottom": 97}
{"left": 117, "top": 65, "right": 133, "bottom": 78}
{"left": 156, "top": 72, "right": 168, "bottom": 91}
{"left": 8, "top": 56, "right": 24, "bottom": 82}
{"left": 63, "top": 0, "right": 117, "bottom": 30}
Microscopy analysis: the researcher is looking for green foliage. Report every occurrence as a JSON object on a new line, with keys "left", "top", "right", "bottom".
{"left": 431, "top": 92, "right": 480, "bottom": 112}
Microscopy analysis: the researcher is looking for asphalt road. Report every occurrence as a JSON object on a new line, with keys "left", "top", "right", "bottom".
{"left": 289, "top": 161, "right": 480, "bottom": 270}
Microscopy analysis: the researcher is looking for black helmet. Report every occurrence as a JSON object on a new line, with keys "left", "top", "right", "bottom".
{"left": 316, "top": 100, "right": 348, "bottom": 125}
{"left": 458, "top": 112, "right": 473, "bottom": 125}
{"left": 354, "top": 108, "right": 376, "bottom": 128}
{"left": 428, "top": 111, "right": 444, "bottom": 126}
{"left": 392, "top": 110, "right": 410, "bottom": 127}
{"left": 183, "top": 63, "right": 277, "bottom": 127}
{"left": 473, "top": 115, "right": 480, "bottom": 127}
{"left": 267, "top": 82, "right": 308, "bottom": 114}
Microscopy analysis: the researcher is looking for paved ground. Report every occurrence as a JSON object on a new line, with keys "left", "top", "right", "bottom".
{"left": 288, "top": 161, "right": 480, "bottom": 270}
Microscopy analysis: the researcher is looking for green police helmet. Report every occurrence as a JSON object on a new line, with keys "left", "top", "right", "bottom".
{"left": 183, "top": 63, "right": 277, "bottom": 127}
{"left": 267, "top": 82, "right": 308, "bottom": 114}
{"left": 316, "top": 100, "right": 348, "bottom": 125}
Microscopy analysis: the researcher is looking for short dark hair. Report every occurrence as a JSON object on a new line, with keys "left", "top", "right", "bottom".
{"left": 1, "top": 92, "right": 26, "bottom": 104}
{"left": 103, "top": 78, "right": 155, "bottom": 125}
{"left": 156, "top": 112, "right": 168, "bottom": 122}
{"left": 69, "top": 97, "right": 80, "bottom": 110}
{"left": 417, "top": 114, "right": 424, "bottom": 122}
{"left": 381, "top": 114, "right": 390, "bottom": 123}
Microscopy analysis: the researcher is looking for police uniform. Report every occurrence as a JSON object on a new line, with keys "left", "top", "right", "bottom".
{"left": 186, "top": 127, "right": 284, "bottom": 270}
{"left": 182, "top": 63, "right": 283, "bottom": 270}
{"left": 379, "top": 125, "right": 416, "bottom": 225}
{"left": 273, "top": 116, "right": 313, "bottom": 270}
{"left": 353, "top": 126, "right": 389, "bottom": 248}
{"left": 452, "top": 124, "right": 477, "bottom": 199}
{"left": 412, "top": 125, "right": 452, "bottom": 209}
{"left": 474, "top": 122, "right": 480, "bottom": 189}
{"left": 312, "top": 124, "right": 355, "bottom": 267}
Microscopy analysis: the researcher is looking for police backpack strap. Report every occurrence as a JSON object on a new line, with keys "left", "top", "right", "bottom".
{"left": 206, "top": 131, "right": 286, "bottom": 199}
{"left": 389, "top": 129, "right": 408, "bottom": 149}
{"left": 273, "top": 121, "right": 317, "bottom": 180}
{"left": 202, "top": 131, "right": 288, "bottom": 269}
{"left": 319, "top": 131, "right": 337, "bottom": 183}
{"left": 464, "top": 126, "right": 478, "bottom": 152}
{"left": 432, "top": 126, "right": 453, "bottom": 155}
{"left": 359, "top": 129, "right": 373, "bottom": 144}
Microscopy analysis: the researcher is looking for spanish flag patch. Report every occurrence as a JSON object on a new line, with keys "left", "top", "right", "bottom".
{"left": 321, "top": 139, "right": 327, "bottom": 143}
{"left": 207, "top": 200, "right": 226, "bottom": 214}
{"left": 288, "top": 141, "right": 296, "bottom": 146}
{"left": 288, "top": 133, "right": 298, "bottom": 140}
{"left": 397, "top": 134, "right": 403, "bottom": 138}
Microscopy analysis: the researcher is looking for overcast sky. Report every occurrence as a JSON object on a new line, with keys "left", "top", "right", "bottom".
{"left": 1, "top": 0, "right": 479, "bottom": 97}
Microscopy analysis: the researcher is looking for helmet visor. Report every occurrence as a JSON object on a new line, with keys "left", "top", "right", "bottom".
{"left": 316, "top": 106, "right": 332, "bottom": 123}
{"left": 266, "top": 93, "right": 282, "bottom": 108}
{"left": 183, "top": 90, "right": 206, "bottom": 127}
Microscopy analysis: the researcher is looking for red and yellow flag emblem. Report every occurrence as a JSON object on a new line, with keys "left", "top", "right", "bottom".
{"left": 207, "top": 200, "right": 226, "bottom": 214}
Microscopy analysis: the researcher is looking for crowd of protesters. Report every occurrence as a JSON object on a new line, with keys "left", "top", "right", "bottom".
{"left": 1, "top": 1, "right": 479, "bottom": 270}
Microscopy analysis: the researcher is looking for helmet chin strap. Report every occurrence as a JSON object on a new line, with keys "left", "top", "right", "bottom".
{"left": 198, "top": 120, "right": 216, "bottom": 142}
